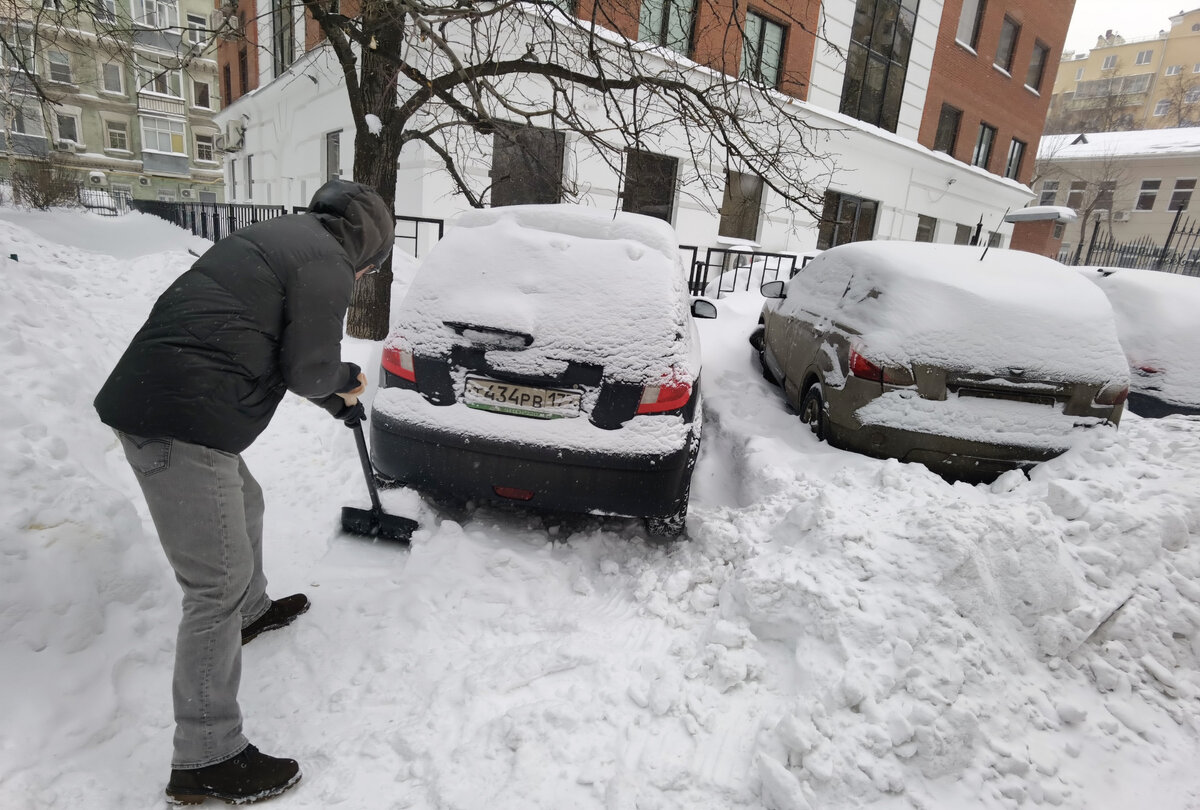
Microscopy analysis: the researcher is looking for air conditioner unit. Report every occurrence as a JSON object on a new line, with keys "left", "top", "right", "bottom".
{"left": 213, "top": 133, "right": 227, "bottom": 152}
{"left": 1112, "top": 210, "right": 1131, "bottom": 222}
{"left": 222, "top": 120, "right": 244, "bottom": 152}
{"left": 54, "top": 139, "right": 74, "bottom": 151}
{"left": 180, "top": 188, "right": 196, "bottom": 199}
{"left": 88, "top": 171, "right": 106, "bottom": 186}
{"left": 138, "top": 176, "right": 151, "bottom": 187}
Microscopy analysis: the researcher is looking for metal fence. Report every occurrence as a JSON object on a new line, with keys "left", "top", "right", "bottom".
{"left": 686, "top": 247, "right": 800, "bottom": 297}
{"left": 1063, "top": 209, "right": 1200, "bottom": 277}
{"left": 130, "top": 200, "right": 289, "bottom": 241}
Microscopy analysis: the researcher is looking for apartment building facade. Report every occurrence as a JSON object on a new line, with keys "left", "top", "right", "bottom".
{"left": 0, "top": 0, "right": 226, "bottom": 203}
{"left": 1048, "top": 7, "right": 1200, "bottom": 133}
{"left": 214, "top": 0, "right": 1072, "bottom": 253}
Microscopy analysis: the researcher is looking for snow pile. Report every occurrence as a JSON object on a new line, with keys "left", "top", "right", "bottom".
{"left": 2, "top": 210, "right": 1200, "bottom": 809}
{"left": 1078, "top": 267, "right": 1200, "bottom": 408}
{"left": 784, "top": 242, "right": 1129, "bottom": 384}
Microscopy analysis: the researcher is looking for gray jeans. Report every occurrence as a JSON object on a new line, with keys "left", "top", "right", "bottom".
{"left": 117, "top": 432, "right": 272, "bottom": 769}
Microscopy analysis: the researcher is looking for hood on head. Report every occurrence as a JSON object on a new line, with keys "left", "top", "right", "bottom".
{"left": 308, "top": 179, "right": 395, "bottom": 270}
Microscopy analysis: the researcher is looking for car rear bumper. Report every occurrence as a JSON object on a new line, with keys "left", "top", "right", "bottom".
{"left": 369, "top": 395, "right": 697, "bottom": 518}
{"left": 1127, "top": 392, "right": 1200, "bottom": 418}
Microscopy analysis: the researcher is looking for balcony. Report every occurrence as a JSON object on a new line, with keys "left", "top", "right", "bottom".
{"left": 137, "top": 91, "right": 186, "bottom": 117}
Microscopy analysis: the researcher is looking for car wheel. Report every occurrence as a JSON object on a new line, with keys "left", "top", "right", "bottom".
{"left": 644, "top": 440, "right": 697, "bottom": 541}
{"left": 799, "top": 383, "right": 826, "bottom": 442}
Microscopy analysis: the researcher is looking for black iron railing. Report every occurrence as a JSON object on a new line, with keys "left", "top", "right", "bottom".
{"left": 1066, "top": 209, "right": 1200, "bottom": 276}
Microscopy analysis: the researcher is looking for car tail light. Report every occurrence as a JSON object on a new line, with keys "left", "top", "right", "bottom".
{"left": 637, "top": 373, "right": 693, "bottom": 414}
{"left": 1137, "top": 365, "right": 1160, "bottom": 375}
{"left": 382, "top": 344, "right": 416, "bottom": 382}
{"left": 1095, "top": 381, "right": 1129, "bottom": 407}
{"left": 849, "top": 347, "right": 913, "bottom": 386}
{"left": 494, "top": 485, "right": 535, "bottom": 501}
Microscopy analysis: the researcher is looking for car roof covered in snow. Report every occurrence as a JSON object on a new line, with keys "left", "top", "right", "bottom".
{"left": 389, "top": 204, "right": 696, "bottom": 384}
{"left": 785, "top": 241, "right": 1128, "bottom": 382}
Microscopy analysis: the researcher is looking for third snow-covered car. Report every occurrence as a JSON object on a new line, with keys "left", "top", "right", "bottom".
{"left": 1077, "top": 266, "right": 1200, "bottom": 418}
{"left": 370, "top": 205, "right": 716, "bottom": 536}
{"left": 758, "top": 242, "right": 1130, "bottom": 481}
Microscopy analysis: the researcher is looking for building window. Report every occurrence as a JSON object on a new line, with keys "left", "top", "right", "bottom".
{"left": 1186, "top": 87, "right": 1200, "bottom": 104}
{"left": 1004, "top": 138, "right": 1025, "bottom": 180}
{"left": 954, "top": 223, "right": 973, "bottom": 244}
{"left": 490, "top": 125, "right": 565, "bottom": 206}
{"left": 246, "top": 155, "right": 254, "bottom": 200}
{"left": 1135, "top": 50, "right": 1153, "bottom": 65}
{"left": 817, "top": 191, "right": 879, "bottom": 249}
{"left": 741, "top": 11, "right": 785, "bottom": 87}
{"left": 971, "top": 122, "right": 996, "bottom": 169}
{"left": 1052, "top": 222, "right": 1065, "bottom": 239}
{"left": 55, "top": 113, "right": 79, "bottom": 142}
{"left": 987, "top": 231, "right": 1003, "bottom": 248}
{"left": 237, "top": 49, "right": 248, "bottom": 95}
{"left": 193, "top": 79, "right": 210, "bottom": 108}
{"left": 956, "top": 0, "right": 985, "bottom": 49}
{"left": 1102, "top": 55, "right": 1117, "bottom": 70}
{"left": 196, "top": 133, "right": 215, "bottom": 162}
{"left": 1154, "top": 99, "right": 1171, "bottom": 116}
{"left": 142, "top": 115, "right": 186, "bottom": 154}
{"left": 1096, "top": 180, "right": 1116, "bottom": 210}
{"left": 325, "top": 130, "right": 341, "bottom": 182}
{"left": 106, "top": 120, "right": 128, "bottom": 150}
{"left": 1194, "top": 63, "right": 1200, "bottom": 73}
{"left": 639, "top": 0, "right": 696, "bottom": 55}
{"left": 102, "top": 61, "right": 123, "bottom": 93}
{"left": 223, "top": 64, "right": 232, "bottom": 102}
{"left": 1166, "top": 64, "right": 1182, "bottom": 76}
{"left": 1039, "top": 180, "right": 1059, "bottom": 206}
{"left": 1170, "top": 179, "right": 1196, "bottom": 211}
{"left": 229, "top": 159, "right": 237, "bottom": 199}
{"left": 138, "top": 58, "right": 182, "bottom": 97}
{"left": 719, "top": 170, "right": 764, "bottom": 241}
{"left": 1136, "top": 179, "right": 1160, "bottom": 210}
{"left": 1075, "top": 67, "right": 1084, "bottom": 81}
{"left": 994, "top": 16, "right": 1019, "bottom": 73}
{"left": 840, "top": 0, "right": 920, "bottom": 133}
{"left": 48, "top": 51, "right": 72, "bottom": 83}
{"left": 933, "top": 103, "right": 961, "bottom": 153}
{"left": 622, "top": 150, "right": 678, "bottom": 222}
{"left": 1025, "top": 42, "right": 1049, "bottom": 91}
{"left": 915, "top": 214, "right": 936, "bottom": 242}
{"left": 96, "top": 0, "right": 116, "bottom": 21}
{"left": 1066, "top": 180, "right": 1087, "bottom": 209}
{"left": 272, "top": 0, "right": 296, "bottom": 78}
{"left": 187, "top": 13, "right": 206, "bottom": 45}
{"left": 134, "top": 0, "right": 179, "bottom": 28}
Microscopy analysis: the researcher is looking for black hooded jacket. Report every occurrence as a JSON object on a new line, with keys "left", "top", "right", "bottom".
{"left": 94, "top": 179, "right": 394, "bottom": 453}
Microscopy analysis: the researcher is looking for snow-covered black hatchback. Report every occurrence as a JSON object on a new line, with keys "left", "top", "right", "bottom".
{"left": 369, "top": 205, "right": 716, "bottom": 536}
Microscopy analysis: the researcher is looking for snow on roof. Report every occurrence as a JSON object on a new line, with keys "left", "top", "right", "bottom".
{"left": 1005, "top": 206, "right": 1079, "bottom": 222}
{"left": 389, "top": 204, "right": 694, "bottom": 385}
{"left": 1040, "top": 129, "right": 1200, "bottom": 160}
{"left": 788, "top": 242, "right": 1129, "bottom": 382}
{"left": 1077, "top": 266, "right": 1200, "bottom": 406}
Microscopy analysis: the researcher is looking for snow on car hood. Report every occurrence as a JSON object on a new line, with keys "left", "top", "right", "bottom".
{"left": 1079, "top": 268, "right": 1200, "bottom": 407}
{"left": 798, "top": 242, "right": 1129, "bottom": 384}
{"left": 388, "top": 205, "right": 696, "bottom": 384}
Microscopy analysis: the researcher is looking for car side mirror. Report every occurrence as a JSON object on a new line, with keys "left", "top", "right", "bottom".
{"left": 691, "top": 299, "right": 718, "bottom": 320}
{"left": 760, "top": 280, "right": 786, "bottom": 299}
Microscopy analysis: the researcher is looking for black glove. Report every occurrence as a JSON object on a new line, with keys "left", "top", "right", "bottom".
{"left": 338, "top": 400, "right": 366, "bottom": 427}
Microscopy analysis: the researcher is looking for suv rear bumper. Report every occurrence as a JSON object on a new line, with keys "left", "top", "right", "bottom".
{"left": 370, "top": 409, "right": 697, "bottom": 518}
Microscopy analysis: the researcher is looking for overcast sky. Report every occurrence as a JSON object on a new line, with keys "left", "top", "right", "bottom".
{"left": 1064, "top": 0, "right": 1193, "bottom": 53}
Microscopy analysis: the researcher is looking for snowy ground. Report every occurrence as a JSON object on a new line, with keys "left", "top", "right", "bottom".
{"left": 2, "top": 208, "right": 1200, "bottom": 810}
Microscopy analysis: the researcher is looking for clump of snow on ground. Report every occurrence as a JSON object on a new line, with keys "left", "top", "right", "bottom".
{"left": 2, "top": 209, "right": 1200, "bottom": 809}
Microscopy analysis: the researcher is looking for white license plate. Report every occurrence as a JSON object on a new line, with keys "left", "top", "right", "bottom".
{"left": 463, "top": 377, "right": 582, "bottom": 419}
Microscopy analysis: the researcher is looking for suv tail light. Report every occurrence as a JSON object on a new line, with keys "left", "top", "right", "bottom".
{"left": 849, "top": 347, "right": 914, "bottom": 386}
{"left": 637, "top": 373, "right": 693, "bottom": 414}
{"left": 382, "top": 344, "right": 416, "bottom": 383}
{"left": 1095, "top": 381, "right": 1129, "bottom": 407}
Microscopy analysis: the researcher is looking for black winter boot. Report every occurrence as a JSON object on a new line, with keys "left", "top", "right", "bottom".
{"left": 241, "top": 594, "right": 310, "bottom": 645}
{"left": 165, "top": 744, "right": 301, "bottom": 805}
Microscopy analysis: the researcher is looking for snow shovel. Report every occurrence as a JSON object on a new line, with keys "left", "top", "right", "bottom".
{"left": 341, "top": 416, "right": 418, "bottom": 544}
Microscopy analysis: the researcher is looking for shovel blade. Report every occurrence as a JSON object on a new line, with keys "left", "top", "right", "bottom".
{"left": 341, "top": 506, "right": 417, "bottom": 544}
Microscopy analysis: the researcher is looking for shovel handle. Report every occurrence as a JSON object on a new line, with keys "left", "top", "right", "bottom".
{"left": 351, "top": 420, "right": 383, "bottom": 515}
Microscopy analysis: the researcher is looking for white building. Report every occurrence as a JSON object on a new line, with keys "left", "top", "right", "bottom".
{"left": 216, "top": 2, "right": 1032, "bottom": 255}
